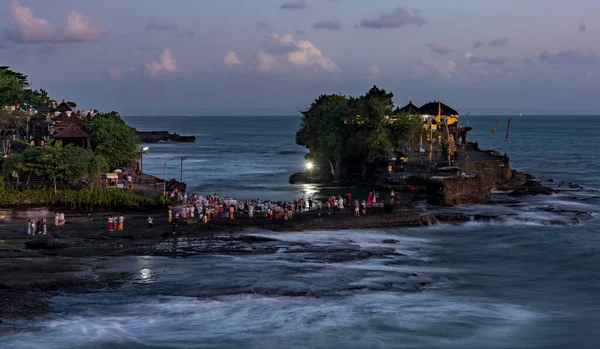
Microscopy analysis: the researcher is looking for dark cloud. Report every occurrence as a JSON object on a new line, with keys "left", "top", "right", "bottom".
{"left": 0, "top": 42, "right": 11, "bottom": 49}
{"left": 357, "top": 7, "right": 427, "bottom": 29}
{"left": 524, "top": 58, "right": 533, "bottom": 64}
{"left": 295, "top": 29, "right": 307, "bottom": 36}
{"left": 146, "top": 20, "right": 178, "bottom": 31}
{"left": 280, "top": 1, "right": 309, "bottom": 10}
{"left": 426, "top": 43, "right": 454, "bottom": 55}
{"left": 539, "top": 49, "right": 600, "bottom": 65}
{"left": 579, "top": 22, "right": 588, "bottom": 33}
{"left": 469, "top": 57, "right": 511, "bottom": 65}
{"left": 489, "top": 38, "right": 508, "bottom": 47}
{"left": 313, "top": 19, "right": 341, "bottom": 30}
{"left": 473, "top": 41, "right": 485, "bottom": 49}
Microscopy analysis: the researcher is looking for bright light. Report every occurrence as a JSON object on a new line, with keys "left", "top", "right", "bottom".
{"left": 142, "top": 146, "right": 149, "bottom": 152}
{"left": 306, "top": 161, "right": 313, "bottom": 170}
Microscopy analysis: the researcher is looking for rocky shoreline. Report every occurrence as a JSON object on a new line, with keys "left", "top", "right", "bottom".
{"left": 136, "top": 131, "right": 195, "bottom": 143}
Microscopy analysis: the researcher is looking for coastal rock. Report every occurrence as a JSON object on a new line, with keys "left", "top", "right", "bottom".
{"left": 136, "top": 131, "right": 195, "bottom": 143}
{"left": 509, "top": 179, "right": 554, "bottom": 197}
{"left": 434, "top": 213, "right": 470, "bottom": 224}
{"left": 426, "top": 175, "right": 493, "bottom": 206}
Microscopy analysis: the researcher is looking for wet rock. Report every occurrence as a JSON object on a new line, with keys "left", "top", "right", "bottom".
{"left": 434, "top": 213, "right": 470, "bottom": 223}
{"left": 473, "top": 214, "right": 499, "bottom": 222}
{"left": 509, "top": 179, "right": 554, "bottom": 197}
{"left": 382, "top": 239, "right": 399, "bottom": 244}
{"left": 487, "top": 199, "right": 522, "bottom": 205}
{"left": 25, "top": 240, "right": 70, "bottom": 250}
{"left": 426, "top": 175, "right": 493, "bottom": 206}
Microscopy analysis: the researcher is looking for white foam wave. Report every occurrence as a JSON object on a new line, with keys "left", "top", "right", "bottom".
{"left": 0, "top": 293, "right": 542, "bottom": 349}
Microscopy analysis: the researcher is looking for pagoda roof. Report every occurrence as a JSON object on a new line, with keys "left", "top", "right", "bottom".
{"left": 53, "top": 124, "right": 90, "bottom": 138}
{"left": 52, "top": 112, "right": 69, "bottom": 122}
{"left": 397, "top": 101, "right": 421, "bottom": 115}
{"left": 419, "top": 101, "right": 459, "bottom": 116}
{"left": 60, "top": 115, "right": 85, "bottom": 128}
{"left": 38, "top": 102, "right": 54, "bottom": 113}
{"left": 56, "top": 100, "right": 70, "bottom": 113}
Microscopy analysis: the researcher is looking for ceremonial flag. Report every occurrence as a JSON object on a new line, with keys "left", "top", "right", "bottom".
{"left": 505, "top": 118, "right": 512, "bottom": 140}
{"left": 491, "top": 119, "right": 499, "bottom": 135}
{"left": 465, "top": 112, "right": 470, "bottom": 127}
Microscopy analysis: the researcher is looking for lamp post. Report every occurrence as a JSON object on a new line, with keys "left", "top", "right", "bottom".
{"left": 139, "top": 146, "right": 149, "bottom": 173}
{"left": 180, "top": 157, "right": 187, "bottom": 183}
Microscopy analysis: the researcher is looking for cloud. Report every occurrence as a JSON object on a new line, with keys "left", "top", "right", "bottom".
{"left": 146, "top": 48, "right": 177, "bottom": 76}
{"left": 469, "top": 56, "right": 511, "bottom": 65}
{"left": 473, "top": 41, "right": 485, "bottom": 49}
{"left": 109, "top": 68, "right": 122, "bottom": 78}
{"left": 3, "top": 1, "right": 104, "bottom": 44}
{"left": 426, "top": 43, "right": 454, "bottom": 55}
{"left": 295, "top": 29, "right": 306, "bottom": 36}
{"left": 146, "top": 19, "right": 178, "bottom": 32}
{"left": 539, "top": 49, "right": 600, "bottom": 65}
{"left": 366, "top": 64, "right": 380, "bottom": 77}
{"left": 257, "top": 33, "right": 339, "bottom": 73}
{"left": 313, "top": 19, "right": 341, "bottom": 30}
{"left": 357, "top": 7, "right": 427, "bottom": 29}
{"left": 413, "top": 60, "right": 457, "bottom": 80}
{"left": 280, "top": 0, "right": 309, "bottom": 10}
{"left": 489, "top": 38, "right": 508, "bottom": 47}
{"left": 463, "top": 52, "right": 473, "bottom": 59}
{"left": 224, "top": 51, "right": 242, "bottom": 68}
{"left": 578, "top": 22, "right": 587, "bottom": 33}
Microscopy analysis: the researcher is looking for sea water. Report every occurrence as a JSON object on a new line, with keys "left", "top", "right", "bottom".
{"left": 1, "top": 115, "right": 599, "bottom": 348}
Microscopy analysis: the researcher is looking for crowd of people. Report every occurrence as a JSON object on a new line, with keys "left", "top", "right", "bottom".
{"left": 24, "top": 190, "right": 398, "bottom": 236}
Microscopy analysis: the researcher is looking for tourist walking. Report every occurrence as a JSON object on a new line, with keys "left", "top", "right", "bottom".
{"left": 148, "top": 216, "right": 154, "bottom": 229}
{"left": 108, "top": 216, "right": 114, "bottom": 232}
{"left": 168, "top": 208, "right": 172, "bottom": 223}
{"left": 42, "top": 217, "right": 47, "bottom": 235}
{"left": 54, "top": 213, "right": 59, "bottom": 228}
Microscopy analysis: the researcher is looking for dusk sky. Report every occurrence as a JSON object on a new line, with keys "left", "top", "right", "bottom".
{"left": 1, "top": 0, "right": 599, "bottom": 115}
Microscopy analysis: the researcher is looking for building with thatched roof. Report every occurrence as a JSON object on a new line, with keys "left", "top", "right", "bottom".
{"left": 37, "top": 101, "right": 55, "bottom": 116}
{"left": 56, "top": 100, "right": 71, "bottom": 113}
{"left": 396, "top": 101, "right": 421, "bottom": 115}
{"left": 419, "top": 101, "right": 459, "bottom": 126}
{"left": 54, "top": 115, "right": 84, "bottom": 133}
{"left": 52, "top": 124, "right": 91, "bottom": 149}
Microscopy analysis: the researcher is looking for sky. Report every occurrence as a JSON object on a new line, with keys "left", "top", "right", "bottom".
{"left": 1, "top": 0, "right": 599, "bottom": 115}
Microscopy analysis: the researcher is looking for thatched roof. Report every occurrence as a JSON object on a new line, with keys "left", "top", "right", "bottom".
{"left": 60, "top": 115, "right": 85, "bottom": 128}
{"left": 53, "top": 112, "right": 69, "bottom": 122}
{"left": 53, "top": 124, "right": 90, "bottom": 138}
{"left": 56, "top": 100, "right": 70, "bottom": 113}
{"left": 38, "top": 102, "right": 54, "bottom": 113}
{"left": 419, "top": 101, "right": 459, "bottom": 116}
{"left": 397, "top": 101, "right": 421, "bottom": 115}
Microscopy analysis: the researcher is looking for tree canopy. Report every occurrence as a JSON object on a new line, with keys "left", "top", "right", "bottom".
{"left": 85, "top": 111, "right": 140, "bottom": 169}
{"left": 0, "top": 66, "right": 49, "bottom": 108}
{"left": 296, "top": 86, "right": 424, "bottom": 179}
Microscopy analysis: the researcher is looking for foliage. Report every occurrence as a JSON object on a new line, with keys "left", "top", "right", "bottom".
{"left": 0, "top": 178, "right": 159, "bottom": 208}
{"left": 3, "top": 141, "right": 109, "bottom": 194}
{"left": 297, "top": 86, "right": 409, "bottom": 178}
{"left": 0, "top": 66, "right": 49, "bottom": 109}
{"left": 85, "top": 112, "right": 140, "bottom": 169}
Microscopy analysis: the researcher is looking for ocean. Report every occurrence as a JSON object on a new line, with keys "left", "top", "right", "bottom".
{"left": 2, "top": 115, "right": 599, "bottom": 348}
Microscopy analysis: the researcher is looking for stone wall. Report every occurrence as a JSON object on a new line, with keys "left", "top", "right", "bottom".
{"left": 456, "top": 158, "right": 512, "bottom": 187}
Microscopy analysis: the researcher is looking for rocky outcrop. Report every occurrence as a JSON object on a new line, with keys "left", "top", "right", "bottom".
{"left": 426, "top": 174, "right": 493, "bottom": 206}
{"left": 136, "top": 131, "right": 195, "bottom": 143}
{"left": 509, "top": 179, "right": 554, "bottom": 197}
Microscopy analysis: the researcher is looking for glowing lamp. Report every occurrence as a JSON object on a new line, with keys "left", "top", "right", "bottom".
{"left": 306, "top": 162, "right": 314, "bottom": 170}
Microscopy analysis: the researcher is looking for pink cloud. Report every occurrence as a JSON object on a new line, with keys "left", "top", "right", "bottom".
{"left": 3, "top": 1, "right": 105, "bottom": 44}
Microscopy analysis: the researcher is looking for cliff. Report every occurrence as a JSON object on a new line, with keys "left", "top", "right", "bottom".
{"left": 136, "top": 131, "right": 195, "bottom": 143}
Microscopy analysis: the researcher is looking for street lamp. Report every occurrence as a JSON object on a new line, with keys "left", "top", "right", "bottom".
{"left": 180, "top": 157, "right": 187, "bottom": 183}
{"left": 139, "top": 146, "right": 149, "bottom": 173}
{"left": 305, "top": 161, "right": 313, "bottom": 175}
